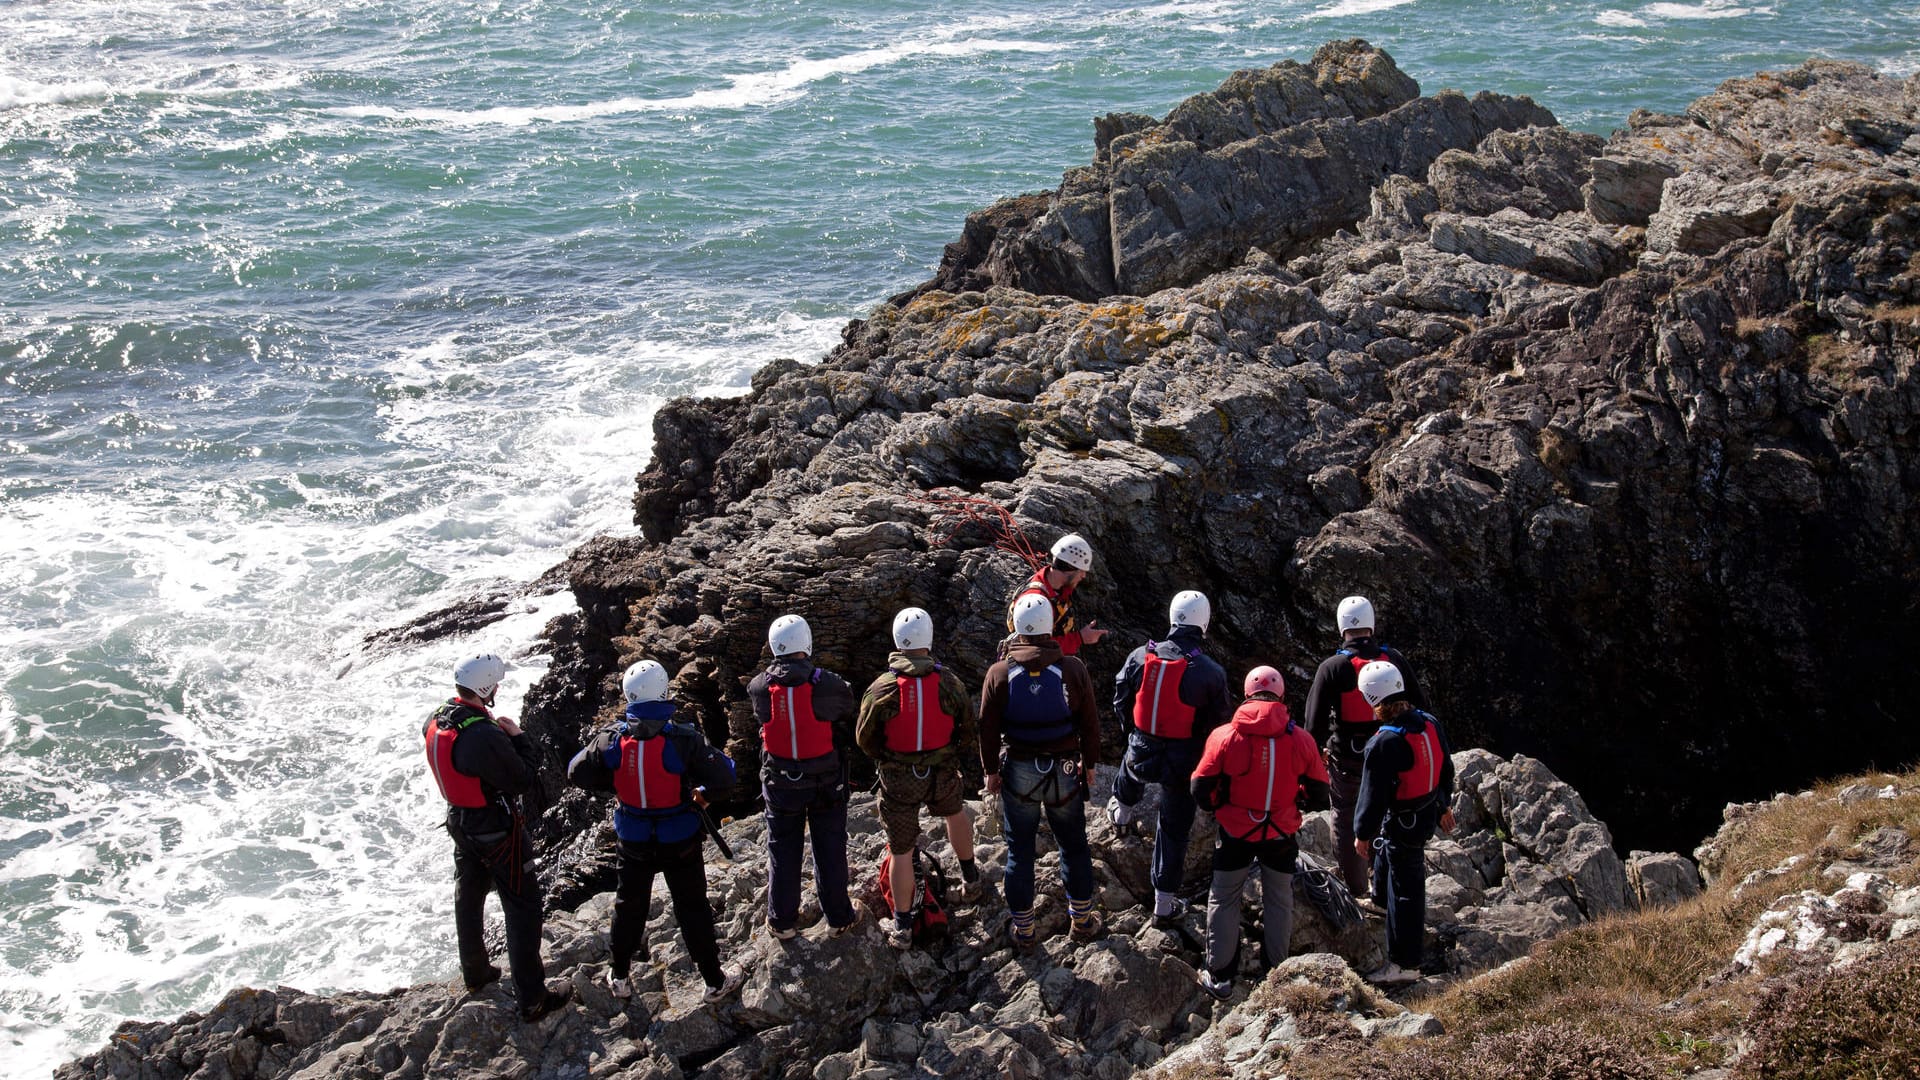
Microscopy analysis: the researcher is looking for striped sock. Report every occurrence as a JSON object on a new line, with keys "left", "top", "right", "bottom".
{"left": 1009, "top": 908, "right": 1036, "bottom": 941}
{"left": 1068, "top": 896, "right": 1094, "bottom": 922}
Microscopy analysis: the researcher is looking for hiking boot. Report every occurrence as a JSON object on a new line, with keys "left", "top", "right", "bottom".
{"left": 1106, "top": 795, "right": 1135, "bottom": 830}
{"left": 463, "top": 964, "right": 501, "bottom": 992}
{"left": 767, "top": 923, "right": 798, "bottom": 943}
{"left": 828, "top": 906, "right": 863, "bottom": 938}
{"left": 954, "top": 873, "right": 982, "bottom": 903}
{"left": 518, "top": 988, "right": 572, "bottom": 1023}
{"left": 1069, "top": 909, "right": 1106, "bottom": 942}
{"left": 1366, "top": 961, "right": 1419, "bottom": 987}
{"left": 1008, "top": 913, "right": 1039, "bottom": 951}
{"left": 884, "top": 920, "right": 913, "bottom": 951}
{"left": 1200, "top": 970, "right": 1234, "bottom": 1000}
{"left": 1152, "top": 896, "right": 1191, "bottom": 929}
{"left": 700, "top": 968, "right": 745, "bottom": 1005}
{"left": 606, "top": 971, "right": 631, "bottom": 999}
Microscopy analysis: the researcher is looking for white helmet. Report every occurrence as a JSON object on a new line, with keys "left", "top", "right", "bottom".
{"left": 1356, "top": 660, "right": 1404, "bottom": 707}
{"left": 453, "top": 654, "right": 508, "bottom": 698}
{"left": 892, "top": 607, "right": 934, "bottom": 651}
{"left": 1169, "top": 590, "right": 1211, "bottom": 634}
{"left": 1050, "top": 533, "right": 1094, "bottom": 572}
{"left": 621, "top": 660, "right": 669, "bottom": 703}
{"left": 1244, "top": 665, "right": 1285, "bottom": 697}
{"left": 767, "top": 614, "right": 812, "bottom": 658}
{"left": 1010, "top": 593, "right": 1055, "bottom": 636}
{"left": 1337, "top": 595, "right": 1376, "bottom": 635}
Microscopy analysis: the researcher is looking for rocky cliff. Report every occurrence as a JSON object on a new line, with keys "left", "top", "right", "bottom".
{"left": 540, "top": 40, "right": 1918, "bottom": 860}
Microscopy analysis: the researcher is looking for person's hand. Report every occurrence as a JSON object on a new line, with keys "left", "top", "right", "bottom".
{"left": 1439, "top": 808, "right": 1456, "bottom": 835}
{"left": 985, "top": 774, "right": 1002, "bottom": 795}
{"left": 1355, "top": 838, "right": 1372, "bottom": 862}
{"left": 1081, "top": 620, "right": 1107, "bottom": 645}
{"left": 496, "top": 716, "right": 524, "bottom": 737}
{"left": 693, "top": 787, "right": 711, "bottom": 808}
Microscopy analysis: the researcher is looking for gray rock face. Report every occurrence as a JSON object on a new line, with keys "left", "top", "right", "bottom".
{"left": 1627, "top": 850, "right": 1704, "bottom": 908}
{"left": 913, "top": 39, "right": 1555, "bottom": 301}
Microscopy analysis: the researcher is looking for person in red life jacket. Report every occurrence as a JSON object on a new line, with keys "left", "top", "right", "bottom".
{"left": 1301, "top": 595, "right": 1428, "bottom": 902}
{"left": 421, "top": 653, "right": 570, "bottom": 1022}
{"left": 855, "top": 607, "right": 984, "bottom": 950}
{"left": 747, "top": 613, "right": 860, "bottom": 941}
{"left": 1108, "top": 590, "right": 1231, "bottom": 926}
{"left": 1190, "top": 666, "right": 1331, "bottom": 999}
{"left": 566, "top": 660, "right": 745, "bottom": 1005}
{"left": 978, "top": 594, "right": 1105, "bottom": 947}
{"left": 1351, "top": 659, "right": 1457, "bottom": 987}
{"left": 1003, "top": 532, "right": 1108, "bottom": 657}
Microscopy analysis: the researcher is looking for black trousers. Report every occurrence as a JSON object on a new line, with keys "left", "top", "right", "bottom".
{"left": 450, "top": 817, "right": 547, "bottom": 1003}
{"left": 611, "top": 835, "right": 724, "bottom": 987}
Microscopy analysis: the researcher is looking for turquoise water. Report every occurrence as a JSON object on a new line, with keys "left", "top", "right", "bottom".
{"left": 4, "top": 0, "right": 1917, "bottom": 1070}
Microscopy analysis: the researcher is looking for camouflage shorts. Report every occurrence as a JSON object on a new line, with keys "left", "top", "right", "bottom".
{"left": 877, "top": 764, "right": 964, "bottom": 852}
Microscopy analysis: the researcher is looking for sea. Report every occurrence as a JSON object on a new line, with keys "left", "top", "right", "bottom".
{"left": 3, "top": 0, "right": 1916, "bottom": 1071}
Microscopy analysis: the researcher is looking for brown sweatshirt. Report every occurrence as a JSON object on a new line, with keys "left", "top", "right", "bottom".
{"left": 977, "top": 635, "right": 1101, "bottom": 777}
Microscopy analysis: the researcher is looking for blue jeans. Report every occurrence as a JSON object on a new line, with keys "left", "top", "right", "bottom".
{"left": 1112, "top": 729, "right": 1201, "bottom": 895}
{"left": 999, "top": 755, "right": 1094, "bottom": 913}
{"left": 764, "top": 771, "right": 854, "bottom": 931}
{"left": 1371, "top": 803, "right": 1440, "bottom": 969}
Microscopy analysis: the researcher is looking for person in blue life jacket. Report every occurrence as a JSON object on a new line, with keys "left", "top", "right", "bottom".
{"left": 1351, "top": 660, "right": 1457, "bottom": 987}
{"left": 855, "top": 607, "right": 983, "bottom": 950}
{"left": 422, "top": 653, "right": 570, "bottom": 1022}
{"left": 1108, "top": 590, "right": 1231, "bottom": 926}
{"left": 567, "top": 659, "right": 745, "bottom": 1004}
{"left": 978, "top": 594, "right": 1105, "bottom": 947}
{"left": 1190, "top": 666, "right": 1331, "bottom": 999}
{"left": 1302, "top": 595, "right": 1428, "bottom": 903}
{"left": 747, "top": 614, "right": 861, "bottom": 941}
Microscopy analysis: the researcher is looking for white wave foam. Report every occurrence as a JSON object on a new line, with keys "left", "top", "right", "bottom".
{"left": 1641, "top": 1, "right": 1769, "bottom": 19}
{"left": 1595, "top": 9, "right": 1650, "bottom": 27}
{"left": 0, "top": 75, "right": 113, "bottom": 110}
{"left": 332, "top": 38, "right": 1063, "bottom": 127}
{"left": 1880, "top": 52, "right": 1920, "bottom": 77}
{"left": 1308, "top": 0, "right": 1418, "bottom": 18}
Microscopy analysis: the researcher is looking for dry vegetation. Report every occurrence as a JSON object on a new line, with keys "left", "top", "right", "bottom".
{"left": 1275, "top": 764, "right": 1920, "bottom": 1079}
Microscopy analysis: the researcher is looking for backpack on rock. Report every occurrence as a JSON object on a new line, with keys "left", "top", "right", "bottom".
{"left": 877, "top": 847, "right": 951, "bottom": 948}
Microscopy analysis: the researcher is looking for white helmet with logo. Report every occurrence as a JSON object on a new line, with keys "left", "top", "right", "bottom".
{"left": 621, "top": 660, "right": 669, "bottom": 703}
{"left": 892, "top": 607, "right": 934, "bottom": 651}
{"left": 1050, "top": 533, "right": 1094, "bottom": 572}
{"left": 1337, "top": 595, "right": 1376, "bottom": 635}
{"left": 1356, "top": 660, "right": 1405, "bottom": 707}
{"left": 1010, "top": 593, "right": 1055, "bottom": 636}
{"left": 767, "top": 614, "right": 812, "bottom": 658}
{"left": 1243, "top": 665, "right": 1285, "bottom": 698}
{"left": 453, "top": 653, "right": 508, "bottom": 699}
{"left": 1169, "top": 590, "right": 1211, "bottom": 634}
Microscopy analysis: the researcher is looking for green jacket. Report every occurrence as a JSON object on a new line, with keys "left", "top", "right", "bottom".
{"left": 856, "top": 651, "right": 978, "bottom": 773}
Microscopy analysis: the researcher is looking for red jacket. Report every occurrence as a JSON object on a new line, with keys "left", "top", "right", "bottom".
{"left": 1008, "top": 571, "right": 1085, "bottom": 656}
{"left": 1192, "top": 696, "right": 1330, "bottom": 841}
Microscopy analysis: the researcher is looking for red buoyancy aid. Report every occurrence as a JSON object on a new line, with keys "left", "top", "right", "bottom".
{"left": 614, "top": 731, "right": 683, "bottom": 811}
{"left": 424, "top": 701, "right": 490, "bottom": 808}
{"left": 764, "top": 677, "right": 835, "bottom": 761}
{"left": 1134, "top": 650, "right": 1198, "bottom": 739}
{"left": 884, "top": 669, "right": 955, "bottom": 754}
{"left": 1337, "top": 650, "right": 1380, "bottom": 725}
{"left": 1395, "top": 718, "right": 1445, "bottom": 802}
{"left": 1215, "top": 701, "right": 1300, "bottom": 841}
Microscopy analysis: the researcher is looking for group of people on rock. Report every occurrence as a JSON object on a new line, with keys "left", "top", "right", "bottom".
{"left": 421, "top": 532, "right": 1456, "bottom": 1022}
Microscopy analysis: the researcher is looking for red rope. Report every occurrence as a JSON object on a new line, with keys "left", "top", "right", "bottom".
{"left": 908, "top": 491, "right": 1046, "bottom": 573}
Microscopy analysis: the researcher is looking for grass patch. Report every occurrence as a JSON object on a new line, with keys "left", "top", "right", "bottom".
{"left": 1275, "top": 763, "right": 1920, "bottom": 1080}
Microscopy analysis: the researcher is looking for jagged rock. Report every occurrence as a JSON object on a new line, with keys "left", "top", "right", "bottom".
{"left": 1627, "top": 850, "right": 1704, "bottom": 908}
{"left": 1429, "top": 208, "right": 1632, "bottom": 284}
{"left": 1646, "top": 172, "right": 1779, "bottom": 254}
{"left": 1583, "top": 154, "right": 1678, "bottom": 225}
